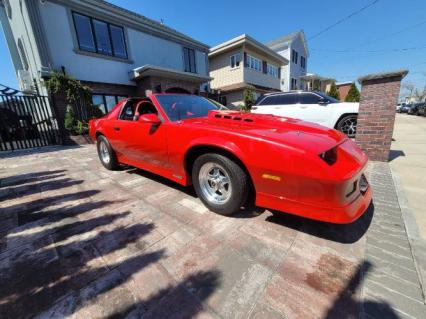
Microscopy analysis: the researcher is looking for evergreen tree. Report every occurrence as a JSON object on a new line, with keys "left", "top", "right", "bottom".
{"left": 242, "top": 88, "right": 255, "bottom": 111}
{"left": 327, "top": 82, "right": 340, "bottom": 100}
{"left": 345, "top": 83, "right": 361, "bottom": 102}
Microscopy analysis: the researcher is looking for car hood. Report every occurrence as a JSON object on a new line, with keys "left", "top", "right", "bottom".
{"left": 184, "top": 110, "right": 348, "bottom": 154}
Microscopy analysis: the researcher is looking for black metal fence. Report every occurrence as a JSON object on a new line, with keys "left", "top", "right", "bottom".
{"left": 0, "top": 94, "right": 60, "bottom": 151}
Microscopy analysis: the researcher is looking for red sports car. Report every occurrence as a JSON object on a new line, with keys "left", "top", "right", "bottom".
{"left": 89, "top": 94, "right": 372, "bottom": 224}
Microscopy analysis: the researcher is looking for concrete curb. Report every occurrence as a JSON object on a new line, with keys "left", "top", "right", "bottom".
{"left": 391, "top": 166, "right": 426, "bottom": 302}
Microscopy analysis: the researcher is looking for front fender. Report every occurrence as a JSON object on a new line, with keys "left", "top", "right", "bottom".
{"left": 186, "top": 136, "right": 248, "bottom": 163}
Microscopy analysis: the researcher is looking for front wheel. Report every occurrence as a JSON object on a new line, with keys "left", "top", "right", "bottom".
{"left": 97, "top": 135, "right": 119, "bottom": 170}
{"left": 192, "top": 153, "right": 249, "bottom": 216}
{"left": 336, "top": 115, "right": 357, "bottom": 138}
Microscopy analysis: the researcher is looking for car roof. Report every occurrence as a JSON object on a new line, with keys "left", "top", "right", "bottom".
{"left": 262, "top": 90, "right": 319, "bottom": 97}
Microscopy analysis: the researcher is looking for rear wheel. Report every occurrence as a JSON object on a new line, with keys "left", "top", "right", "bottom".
{"left": 336, "top": 115, "right": 357, "bottom": 138}
{"left": 192, "top": 153, "right": 249, "bottom": 216}
{"left": 97, "top": 135, "right": 119, "bottom": 170}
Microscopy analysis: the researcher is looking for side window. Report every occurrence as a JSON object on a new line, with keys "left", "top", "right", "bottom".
{"left": 276, "top": 94, "right": 297, "bottom": 105}
{"left": 298, "top": 93, "right": 321, "bottom": 104}
{"left": 258, "top": 96, "right": 277, "bottom": 106}
{"left": 136, "top": 102, "right": 158, "bottom": 115}
{"left": 119, "top": 101, "right": 136, "bottom": 121}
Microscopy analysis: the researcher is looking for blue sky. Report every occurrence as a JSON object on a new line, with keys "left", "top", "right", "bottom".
{"left": 1, "top": 0, "right": 426, "bottom": 94}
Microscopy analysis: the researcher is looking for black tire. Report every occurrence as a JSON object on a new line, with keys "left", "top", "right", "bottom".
{"left": 192, "top": 153, "right": 249, "bottom": 216}
{"left": 336, "top": 114, "right": 357, "bottom": 138}
{"left": 96, "top": 135, "right": 119, "bottom": 170}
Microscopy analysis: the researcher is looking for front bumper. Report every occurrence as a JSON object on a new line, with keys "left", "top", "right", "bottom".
{"left": 256, "top": 177, "right": 373, "bottom": 224}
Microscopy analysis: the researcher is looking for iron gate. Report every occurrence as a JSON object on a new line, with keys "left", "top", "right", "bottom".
{"left": 0, "top": 93, "right": 60, "bottom": 151}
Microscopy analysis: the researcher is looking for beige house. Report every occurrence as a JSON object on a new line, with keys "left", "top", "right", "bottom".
{"left": 209, "top": 34, "right": 288, "bottom": 107}
{"left": 300, "top": 73, "right": 334, "bottom": 93}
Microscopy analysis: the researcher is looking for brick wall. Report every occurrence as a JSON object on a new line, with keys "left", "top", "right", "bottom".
{"left": 355, "top": 70, "right": 408, "bottom": 161}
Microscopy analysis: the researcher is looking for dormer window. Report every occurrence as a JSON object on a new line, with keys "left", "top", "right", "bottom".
{"left": 72, "top": 12, "right": 128, "bottom": 59}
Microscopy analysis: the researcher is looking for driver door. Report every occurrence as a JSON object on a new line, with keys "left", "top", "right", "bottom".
{"left": 122, "top": 101, "right": 168, "bottom": 169}
{"left": 295, "top": 93, "right": 331, "bottom": 126}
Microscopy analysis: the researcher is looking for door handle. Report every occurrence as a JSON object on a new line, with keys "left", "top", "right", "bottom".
{"left": 113, "top": 127, "right": 120, "bottom": 131}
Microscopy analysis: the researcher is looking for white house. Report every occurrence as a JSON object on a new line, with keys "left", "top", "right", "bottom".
{"left": 266, "top": 31, "right": 309, "bottom": 91}
{"left": 0, "top": 0, "right": 210, "bottom": 116}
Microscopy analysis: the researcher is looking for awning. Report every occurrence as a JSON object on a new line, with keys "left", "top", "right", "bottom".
{"left": 129, "top": 64, "right": 212, "bottom": 83}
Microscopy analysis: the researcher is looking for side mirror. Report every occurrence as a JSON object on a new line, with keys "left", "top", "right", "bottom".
{"left": 318, "top": 98, "right": 329, "bottom": 105}
{"left": 139, "top": 113, "right": 161, "bottom": 124}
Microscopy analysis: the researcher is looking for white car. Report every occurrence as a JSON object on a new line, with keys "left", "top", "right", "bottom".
{"left": 252, "top": 91, "right": 359, "bottom": 137}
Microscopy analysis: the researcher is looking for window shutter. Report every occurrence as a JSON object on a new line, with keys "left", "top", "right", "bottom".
{"left": 244, "top": 52, "right": 248, "bottom": 67}
{"left": 262, "top": 61, "right": 267, "bottom": 74}
{"left": 278, "top": 67, "right": 281, "bottom": 79}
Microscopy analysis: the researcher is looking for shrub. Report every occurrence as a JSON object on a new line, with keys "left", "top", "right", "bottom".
{"left": 64, "top": 105, "right": 75, "bottom": 132}
{"left": 345, "top": 83, "right": 361, "bottom": 102}
{"left": 327, "top": 82, "right": 340, "bottom": 100}
{"left": 242, "top": 88, "right": 255, "bottom": 112}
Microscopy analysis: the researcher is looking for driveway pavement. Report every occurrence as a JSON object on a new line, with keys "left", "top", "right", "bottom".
{"left": 0, "top": 145, "right": 425, "bottom": 319}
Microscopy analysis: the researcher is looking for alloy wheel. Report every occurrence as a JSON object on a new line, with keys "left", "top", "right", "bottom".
{"left": 198, "top": 162, "right": 232, "bottom": 204}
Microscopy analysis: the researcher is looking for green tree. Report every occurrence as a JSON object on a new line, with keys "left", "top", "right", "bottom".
{"left": 241, "top": 88, "right": 255, "bottom": 112}
{"left": 327, "top": 82, "right": 340, "bottom": 100}
{"left": 345, "top": 83, "right": 361, "bottom": 102}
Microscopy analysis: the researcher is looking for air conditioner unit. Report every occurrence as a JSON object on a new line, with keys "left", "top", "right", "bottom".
{"left": 17, "top": 69, "right": 33, "bottom": 93}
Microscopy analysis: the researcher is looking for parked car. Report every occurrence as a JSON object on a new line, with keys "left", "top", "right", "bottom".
{"left": 399, "top": 104, "right": 411, "bottom": 113}
{"left": 396, "top": 103, "right": 405, "bottom": 113}
{"left": 252, "top": 91, "right": 359, "bottom": 138}
{"left": 90, "top": 94, "right": 372, "bottom": 224}
{"left": 408, "top": 102, "right": 425, "bottom": 115}
{"left": 418, "top": 103, "right": 426, "bottom": 116}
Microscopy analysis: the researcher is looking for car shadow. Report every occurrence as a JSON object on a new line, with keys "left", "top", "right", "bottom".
{"left": 123, "top": 165, "right": 373, "bottom": 240}
{"left": 265, "top": 202, "right": 374, "bottom": 244}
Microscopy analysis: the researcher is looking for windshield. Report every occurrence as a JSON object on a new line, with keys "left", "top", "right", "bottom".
{"left": 156, "top": 95, "right": 219, "bottom": 121}
{"left": 315, "top": 92, "right": 340, "bottom": 103}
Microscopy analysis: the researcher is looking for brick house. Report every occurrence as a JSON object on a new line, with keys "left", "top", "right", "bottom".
{"left": 0, "top": 0, "right": 210, "bottom": 120}
{"left": 336, "top": 82, "right": 353, "bottom": 101}
{"left": 209, "top": 34, "right": 288, "bottom": 108}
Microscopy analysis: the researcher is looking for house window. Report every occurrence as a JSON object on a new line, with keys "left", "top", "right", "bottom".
{"left": 92, "top": 94, "right": 127, "bottom": 115}
{"left": 300, "top": 56, "right": 306, "bottom": 69}
{"left": 230, "top": 53, "right": 241, "bottom": 68}
{"left": 291, "top": 78, "right": 298, "bottom": 90}
{"left": 72, "top": 12, "right": 128, "bottom": 59}
{"left": 267, "top": 64, "right": 279, "bottom": 78}
{"left": 183, "top": 47, "right": 197, "bottom": 73}
{"left": 291, "top": 49, "right": 298, "bottom": 64}
{"left": 246, "top": 54, "right": 262, "bottom": 72}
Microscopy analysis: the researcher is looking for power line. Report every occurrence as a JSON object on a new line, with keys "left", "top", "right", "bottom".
{"left": 308, "top": 0, "right": 380, "bottom": 41}
{"left": 361, "top": 19, "right": 426, "bottom": 47}
{"left": 311, "top": 18, "right": 426, "bottom": 52}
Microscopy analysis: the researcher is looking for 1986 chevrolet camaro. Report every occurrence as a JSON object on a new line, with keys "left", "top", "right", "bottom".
{"left": 89, "top": 94, "right": 372, "bottom": 224}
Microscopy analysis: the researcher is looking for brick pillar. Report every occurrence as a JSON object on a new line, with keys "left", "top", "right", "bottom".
{"left": 355, "top": 70, "right": 408, "bottom": 162}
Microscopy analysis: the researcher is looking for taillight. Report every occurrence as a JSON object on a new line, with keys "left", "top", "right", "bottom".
{"left": 319, "top": 147, "right": 338, "bottom": 165}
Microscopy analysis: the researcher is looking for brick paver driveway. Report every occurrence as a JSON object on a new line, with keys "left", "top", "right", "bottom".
{"left": 1, "top": 145, "right": 425, "bottom": 319}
